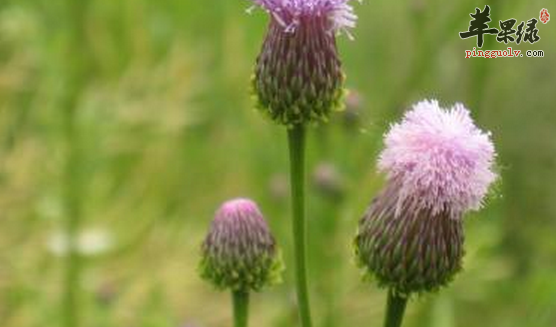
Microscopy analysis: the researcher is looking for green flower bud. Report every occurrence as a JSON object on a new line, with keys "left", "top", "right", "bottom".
{"left": 199, "top": 198, "right": 283, "bottom": 292}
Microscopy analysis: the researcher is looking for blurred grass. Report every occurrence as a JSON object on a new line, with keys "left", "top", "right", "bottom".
{"left": 1, "top": 0, "right": 556, "bottom": 326}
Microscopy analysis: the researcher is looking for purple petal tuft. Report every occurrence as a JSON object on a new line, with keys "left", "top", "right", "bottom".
{"left": 378, "top": 100, "right": 497, "bottom": 218}
{"left": 249, "top": 0, "right": 358, "bottom": 36}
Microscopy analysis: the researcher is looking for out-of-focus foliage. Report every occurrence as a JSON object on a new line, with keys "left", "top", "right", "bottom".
{"left": 0, "top": 0, "right": 555, "bottom": 326}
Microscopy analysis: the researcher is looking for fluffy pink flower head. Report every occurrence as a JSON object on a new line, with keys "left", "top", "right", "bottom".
{"left": 378, "top": 99, "right": 497, "bottom": 219}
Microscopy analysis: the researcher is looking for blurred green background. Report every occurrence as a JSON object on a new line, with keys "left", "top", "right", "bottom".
{"left": 1, "top": 0, "right": 555, "bottom": 326}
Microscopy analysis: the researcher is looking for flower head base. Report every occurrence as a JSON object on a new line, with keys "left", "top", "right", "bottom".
{"left": 354, "top": 100, "right": 497, "bottom": 295}
{"left": 378, "top": 100, "right": 497, "bottom": 219}
{"left": 355, "top": 179, "right": 465, "bottom": 295}
{"left": 251, "top": 0, "right": 358, "bottom": 126}
{"left": 200, "top": 198, "right": 283, "bottom": 292}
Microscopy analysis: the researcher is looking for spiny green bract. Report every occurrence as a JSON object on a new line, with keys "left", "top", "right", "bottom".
{"left": 199, "top": 198, "right": 283, "bottom": 292}
{"left": 199, "top": 249, "right": 283, "bottom": 292}
{"left": 252, "top": 17, "right": 346, "bottom": 127}
{"left": 353, "top": 181, "right": 465, "bottom": 296}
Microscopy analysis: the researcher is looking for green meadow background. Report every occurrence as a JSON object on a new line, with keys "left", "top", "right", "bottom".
{"left": 1, "top": 0, "right": 555, "bottom": 326}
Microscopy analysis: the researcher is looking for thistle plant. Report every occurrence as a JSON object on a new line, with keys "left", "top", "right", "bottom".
{"left": 249, "top": 1, "right": 358, "bottom": 325}
{"left": 354, "top": 100, "right": 497, "bottom": 327}
{"left": 199, "top": 198, "right": 282, "bottom": 327}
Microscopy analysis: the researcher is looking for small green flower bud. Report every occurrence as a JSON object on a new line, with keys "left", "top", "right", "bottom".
{"left": 311, "top": 162, "right": 345, "bottom": 200}
{"left": 199, "top": 198, "right": 283, "bottom": 292}
{"left": 342, "top": 90, "right": 363, "bottom": 130}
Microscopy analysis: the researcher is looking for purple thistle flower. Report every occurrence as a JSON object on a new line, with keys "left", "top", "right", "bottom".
{"left": 250, "top": 0, "right": 358, "bottom": 126}
{"left": 354, "top": 100, "right": 497, "bottom": 295}
{"left": 199, "top": 198, "right": 283, "bottom": 292}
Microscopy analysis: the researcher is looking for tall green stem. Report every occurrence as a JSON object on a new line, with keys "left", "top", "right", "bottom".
{"left": 232, "top": 290, "right": 249, "bottom": 327}
{"left": 287, "top": 124, "right": 312, "bottom": 327}
{"left": 384, "top": 289, "right": 408, "bottom": 327}
{"left": 62, "top": 1, "right": 88, "bottom": 326}
{"left": 62, "top": 119, "right": 81, "bottom": 327}
{"left": 62, "top": 73, "right": 83, "bottom": 327}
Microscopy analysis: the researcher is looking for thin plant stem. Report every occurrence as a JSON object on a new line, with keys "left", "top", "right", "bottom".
{"left": 62, "top": 130, "right": 81, "bottom": 327}
{"left": 62, "top": 1, "right": 89, "bottom": 326}
{"left": 384, "top": 289, "right": 408, "bottom": 327}
{"left": 232, "top": 290, "right": 250, "bottom": 327}
{"left": 287, "top": 124, "right": 313, "bottom": 327}
{"left": 62, "top": 82, "right": 83, "bottom": 327}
